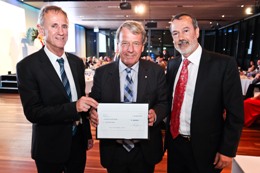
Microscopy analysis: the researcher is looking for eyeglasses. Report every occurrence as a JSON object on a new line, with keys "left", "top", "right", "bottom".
{"left": 120, "top": 41, "right": 142, "bottom": 49}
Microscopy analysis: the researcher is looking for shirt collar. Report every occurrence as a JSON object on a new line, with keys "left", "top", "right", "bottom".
{"left": 119, "top": 59, "right": 139, "bottom": 73}
{"left": 44, "top": 46, "right": 67, "bottom": 63}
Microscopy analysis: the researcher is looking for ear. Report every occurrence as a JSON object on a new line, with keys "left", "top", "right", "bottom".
{"left": 196, "top": 27, "right": 200, "bottom": 39}
{"left": 116, "top": 43, "right": 120, "bottom": 53}
{"left": 37, "top": 24, "right": 44, "bottom": 36}
{"left": 141, "top": 44, "right": 144, "bottom": 52}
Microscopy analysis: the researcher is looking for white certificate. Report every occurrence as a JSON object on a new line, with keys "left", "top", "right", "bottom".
{"left": 97, "top": 103, "right": 149, "bottom": 139}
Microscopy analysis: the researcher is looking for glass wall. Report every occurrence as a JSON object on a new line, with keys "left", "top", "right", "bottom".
{"left": 85, "top": 13, "right": 260, "bottom": 70}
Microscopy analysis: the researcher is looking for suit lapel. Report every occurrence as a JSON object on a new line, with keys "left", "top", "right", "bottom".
{"left": 136, "top": 60, "right": 149, "bottom": 103}
{"left": 39, "top": 48, "right": 71, "bottom": 99}
{"left": 107, "top": 61, "right": 121, "bottom": 102}
{"left": 192, "top": 50, "right": 210, "bottom": 108}
{"left": 67, "top": 54, "right": 82, "bottom": 97}
{"left": 168, "top": 56, "right": 182, "bottom": 94}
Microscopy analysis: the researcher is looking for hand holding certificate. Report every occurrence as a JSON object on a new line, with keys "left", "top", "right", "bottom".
{"left": 97, "top": 103, "right": 149, "bottom": 139}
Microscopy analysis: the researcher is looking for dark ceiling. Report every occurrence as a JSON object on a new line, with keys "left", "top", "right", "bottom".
{"left": 21, "top": 0, "right": 258, "bottom": 30}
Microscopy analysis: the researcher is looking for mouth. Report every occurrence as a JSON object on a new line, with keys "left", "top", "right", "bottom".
{"left": 55, "top": 36, "right": 65, "bottom": 41}
{"left": 178, "top": 40, "right": 189, "bottom": 46}
{"left": 125, "top": 53, "right": 136, "bottom": 59}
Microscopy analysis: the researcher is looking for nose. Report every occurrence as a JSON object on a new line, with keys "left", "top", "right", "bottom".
{"left": 127, "top": 43, "right": 134, "bottom": 52}
{"left": 57, "top": 26, "right": 64, "bottom": 35}
{"left": 177, "top": 32, "right": 184, "bottom": 40}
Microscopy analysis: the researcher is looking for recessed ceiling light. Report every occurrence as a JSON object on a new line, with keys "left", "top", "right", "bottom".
{"left": 135, "top": 4, "right": 145, "bottom": 14}
{"left": 245, "top": 7, "right": 253, "bottom": 15}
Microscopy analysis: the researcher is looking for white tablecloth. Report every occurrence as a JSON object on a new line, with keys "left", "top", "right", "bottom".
{"left": 85, "top": 78, "right": 93, "bottom": 95}
{"left": 232, "top": 155, "right": 260, "bottom": 173}
{"left": 240, "top": 77, "right": 253, "bottom": 95}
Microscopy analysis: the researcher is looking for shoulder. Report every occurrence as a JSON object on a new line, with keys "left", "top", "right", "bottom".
{"left": 167, "top": 55, "right": 182, "bottom": 68}
{"left": 139, "top": 59, "right": 162, "bottom": 70}
{"left": 66, "top": 52, "right": 82, "bottom": 62}
{"left": 201, "top": 50, "right": 239, "bottom": 73}
{"left": 202, "top": 49, "right": 233, "bottom": 61}
{"left": 95, "top": 61, "right": 118, "bottom": 74}
{"left": 17, "top": 48, "right": 45, "bottom": 67}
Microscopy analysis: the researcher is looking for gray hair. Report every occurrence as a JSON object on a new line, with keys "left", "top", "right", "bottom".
{"left": 116, "top": 20, "right": 147, "bottom": 45}
{"left": 38, "top": 5, "right": 68, "bottom": 26}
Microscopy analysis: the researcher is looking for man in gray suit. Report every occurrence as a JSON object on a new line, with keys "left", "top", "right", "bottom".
{"left": 165, "top": 13, "right": 244, "bottom": 173}
{"left": 17, "top": 5, "right": 98, "bottom": 173}
{"left": 89, "top": 20, "right": 168, "bottom": 173}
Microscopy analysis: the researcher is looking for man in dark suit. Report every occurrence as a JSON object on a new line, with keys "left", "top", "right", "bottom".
{"left": 16, "top": 6, "right": 98, "bottom": 173}
{"left": 89, "top": 20, "right": 168, "bottom": 173}
{"left": 165, "top": 13, "right": 244, "bottom": 173}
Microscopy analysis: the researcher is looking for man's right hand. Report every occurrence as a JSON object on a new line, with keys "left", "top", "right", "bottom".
{"left": 89, "top": 107, "right": 99, "bottom": 127}
{"left": 76, "top": 96, "right": 98, "bottom": 112}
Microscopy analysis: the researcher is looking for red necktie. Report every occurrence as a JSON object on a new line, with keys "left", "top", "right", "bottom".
{"left": 170, "top": 58, "right": 190, "bottom": 139}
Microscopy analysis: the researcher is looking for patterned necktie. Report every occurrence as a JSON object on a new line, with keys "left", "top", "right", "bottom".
{"left": 123, "top": 67, "right": 134, "bottom": 151}
{"left": 170, "top": 58, "right": 190, "bottom": 139}
{"left": 57, "top": 58, "right": 72, "bottom": 102}
{"left": 124, "top": 68, "right": 133, "bottom": 102}
{"left": 57, "top": 58, "right": 77, "bottom": 135}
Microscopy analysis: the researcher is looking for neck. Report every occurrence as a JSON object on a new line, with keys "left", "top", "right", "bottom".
{"left": 46, "top": 45, "right": 64, "bottom": 57}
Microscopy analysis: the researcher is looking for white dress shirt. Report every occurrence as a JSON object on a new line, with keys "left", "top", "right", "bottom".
{"left": 44, "top": 46, "right": 78, "bottom": 102}
{"left": 172, "top": 45, "right": 202, "bottom": 136}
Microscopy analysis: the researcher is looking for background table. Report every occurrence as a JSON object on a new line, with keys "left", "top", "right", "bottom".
{"left": 85, "top": 78, "right": 93, "bottom": 95}
{"left": 240, "top": 77, "right": 253, "bottom": 95}
{"left": 85, "top": 69, "right": 94, "bottom": 95}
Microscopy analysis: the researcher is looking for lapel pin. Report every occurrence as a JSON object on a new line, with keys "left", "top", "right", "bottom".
{"left": 145, "top": 76, "right": 147, "bottom": 78}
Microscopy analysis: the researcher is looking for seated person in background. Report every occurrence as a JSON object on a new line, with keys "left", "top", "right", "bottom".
{"left": 249, "top": 59, "right": 260, "bottom": 77}
{"left": 244, "top": 93, "right": 260, "bottom": 127}
{"left": 252, "top": 73, "right": 260, "bottom": 84}
{"left": 156, "top": 55, "right": 167, "bottom": 70}
{"left": 86, "top": 56, "right": 95, "bottom": 68}
{"left": 247, "top": 60, "right": 255, "bottom": 72}
{"left": 244, "top": 73, "right": 260, "bottom": 99}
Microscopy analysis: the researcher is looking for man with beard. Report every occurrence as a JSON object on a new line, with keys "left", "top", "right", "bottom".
{"left": 164, "top": 13, "right": 244, "bottom": 173}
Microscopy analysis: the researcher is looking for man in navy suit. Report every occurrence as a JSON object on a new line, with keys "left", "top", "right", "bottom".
{"left": 165, "top": 13, "right": 244, "bottom": 173}
{"left": 16, "top": 5, "right": 98, "bottom": 173}
{"left": 89, "top": 20, "right": 168, "bottom": 173}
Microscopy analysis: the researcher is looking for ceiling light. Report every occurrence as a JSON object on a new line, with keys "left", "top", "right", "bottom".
{"left": 245, "top": 7, "right": 253, "bottom": 15}
{"left": 94, "top": 26, "right": 99, "bottom": 33}
{"left": 135, "top": 4, "right": 145, "bottom": 14}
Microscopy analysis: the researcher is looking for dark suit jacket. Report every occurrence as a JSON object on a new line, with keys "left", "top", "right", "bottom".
{"left": 16, "top": 47, "right": 91, "bottom": 163}
{"left": 89, "top": 59, "right": 168, "bottom": 167}
{"left": 165, "top": 49, "right": 244, "bottom": 172}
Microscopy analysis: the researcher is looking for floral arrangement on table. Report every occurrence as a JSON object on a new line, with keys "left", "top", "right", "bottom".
{"left": 26, "top": 27, "right": 39, "bottom": 45}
